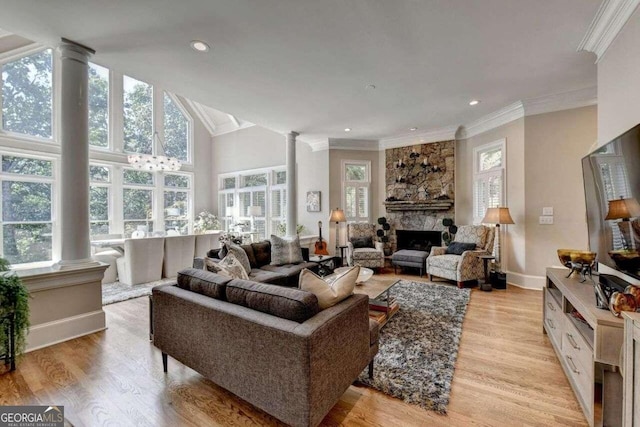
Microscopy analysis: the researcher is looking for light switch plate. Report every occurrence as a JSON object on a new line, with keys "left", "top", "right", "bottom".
{"left": 542, "top": 207, "right": 553, "bottom": 216}
{"left": 539, "top": 216, "right": 554, "bottom": 225}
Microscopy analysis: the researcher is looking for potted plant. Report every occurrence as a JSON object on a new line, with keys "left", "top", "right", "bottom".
{"left": 0, "top": 257, "right": 29, "bottom": 372}
{"left": 194, "top": 210, "right": 222, "bottom": 234}
{"left": 376, "top": 217, "right": 392, "bottom": 256}
{"left": 442, "top": 218, "right": 458, "bottom": 246}
{"left": 276, "top": 223, "right": 306, "bottom": 237}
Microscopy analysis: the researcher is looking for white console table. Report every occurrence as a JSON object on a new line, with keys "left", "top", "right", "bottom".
{"left": 544, "top": 268, "right": 624, "bottom": 427}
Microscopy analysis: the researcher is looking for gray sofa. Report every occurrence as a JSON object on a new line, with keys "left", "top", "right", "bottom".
{"left": 152, "top": 268, "right": 378, "bottom": 427}
{"left": 195, "top": 240, "right": 319, "bottom": 287}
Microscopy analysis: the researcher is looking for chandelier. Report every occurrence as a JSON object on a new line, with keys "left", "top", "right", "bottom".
{"left": 127, "top": 132, "right": 182, "bottom": 172}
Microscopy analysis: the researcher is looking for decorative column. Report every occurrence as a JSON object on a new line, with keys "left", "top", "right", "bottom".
{"left": 286, "top": 132, "right": 299, "bottom": 236}
{"left": 55, "top": 39, "right": 97, "bottom": 269}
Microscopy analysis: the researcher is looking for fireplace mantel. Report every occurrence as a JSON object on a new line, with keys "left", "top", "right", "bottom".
{"left": 384, "top": 200, "right": 454, "bottom": 212}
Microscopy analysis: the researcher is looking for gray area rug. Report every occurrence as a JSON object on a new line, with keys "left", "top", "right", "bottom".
{"left": 358, "top": 280, "right": 471, "bottom": 414}
{"left": 102, "top": 278, "right": 175, "bottom": 305}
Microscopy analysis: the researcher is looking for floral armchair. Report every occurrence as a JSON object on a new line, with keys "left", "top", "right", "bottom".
{"left": 347, "top": 223, "right": 385, "bottom": 269}
{"left": 426, "top": 225, "right": 495, "bottom": 288}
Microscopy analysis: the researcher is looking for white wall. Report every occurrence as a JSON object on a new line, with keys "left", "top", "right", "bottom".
{"left": 211, "top": 125, "right": 329, "bottom": 237}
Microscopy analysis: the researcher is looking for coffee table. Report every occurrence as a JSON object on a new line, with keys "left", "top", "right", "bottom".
{"left": 353, "top": 276, "right": 400, "bottom": 327}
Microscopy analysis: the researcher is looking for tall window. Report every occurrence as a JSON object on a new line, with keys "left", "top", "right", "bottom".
{"left": 89, "top": 165, "right": 111, "bottom": 235}
{"left": 164, "top": 93, "right": 190, "bottom": 161}
{"left": 123, "top": 75, "right": 152, "bottom": 154}
{"left": 343, "top": 160, "right": 370, "bottom": 222}
{"left": 219, "top": 168, "right": 285, "bottom": 239}
{"left": 123, "top": 169, "right": 154, "bottom": 236}
{"left": 1, "top": 49, "right": 53, "bottom": 139}
{"left": 474, "top": 140, "right": 505, "bottom": 223}
{"left": 1, "top": 154, "right": 54, "bottom": 264}
{"left": 88, "top": 63, "right": 109, "bottom": 148}
{"left": 164, "top": 173, "right": 191, "bottom": 234}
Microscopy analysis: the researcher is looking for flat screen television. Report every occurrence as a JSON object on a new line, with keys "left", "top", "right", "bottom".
{"left": 582, "top": 123, "right": 640, "bottom": 280}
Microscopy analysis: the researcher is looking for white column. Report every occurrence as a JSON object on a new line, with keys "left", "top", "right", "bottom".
{"left": 54, "top": 39, "right": 98, "bottom": 269}
{"left": 286, "top": 132, "right": 299, "bottom": 236}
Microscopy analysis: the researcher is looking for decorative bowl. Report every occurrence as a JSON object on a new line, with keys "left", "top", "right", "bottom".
{"left": 609, "top": 250, "right": 640, "bottom": 271}
{"left": 334, "top": 266, "right": 374, "bottom": 283}
{"left": 557, "top": 249, "right": 596, "bottom": 268}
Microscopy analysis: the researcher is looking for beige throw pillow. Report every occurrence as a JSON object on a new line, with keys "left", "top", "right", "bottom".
{"left": 299, "top": 266, "right": 359, "bottom": 309}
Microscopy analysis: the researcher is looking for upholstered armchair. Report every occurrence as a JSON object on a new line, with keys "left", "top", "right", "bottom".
{"left": 346, "top": 223, "right": 385, "bottom": 269}
{"left": 426, "top": 225, "right": 495, "bottom": 288}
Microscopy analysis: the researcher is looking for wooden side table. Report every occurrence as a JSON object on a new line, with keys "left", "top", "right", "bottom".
{"left": 477, "top": 255, "right": 495, "bottom": 291}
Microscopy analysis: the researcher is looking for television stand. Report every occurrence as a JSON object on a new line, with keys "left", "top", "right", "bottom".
{"left": 545, "top": 268, "right": 624, "bottom": 427}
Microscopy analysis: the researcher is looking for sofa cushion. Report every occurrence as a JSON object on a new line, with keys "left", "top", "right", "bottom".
{"left": 353, "top": 247, "right": 383, "bottom": 260}
{"left": 350, "top": 236, "right": 374, "bottom": 249}
{"left": 445, "top": 242, "right": 477, "bottom": 255}
{"left": 251, "top": 240, "right": 271, "bottom": 267}
{"left": 260, "top": 262, "right": 317, "bottom": 277}
{"left": 428, "top": 254, "right": 461, "bottom": 270}
{"left": 249, "top": 268, "right": 287, "bottom": 284}
{"left": 226, "top": 279, "right": 320, "bottom": 323}
{"left": 299, "top": 266, "right": 359, "bottom": 310}
{"left": 177, "top": 268, "right": 231, "bottom": 300}
{"left": 270, "top": 234, "right": 304, "bottom": 265}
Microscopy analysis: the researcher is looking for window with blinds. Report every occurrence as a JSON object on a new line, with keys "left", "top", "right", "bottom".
{"left": 473, "top": 140, "right": 505, "bottom": 224}
{"left": 342, "top": 160, "right": 371, "bottom": 222}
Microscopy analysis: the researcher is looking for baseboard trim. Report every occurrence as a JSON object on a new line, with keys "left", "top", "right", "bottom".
{"left": 506, "top": 271, "right": 545, "bottom": 290}
{"left": 26, "top": 310, "right": 106, "bottom": 352}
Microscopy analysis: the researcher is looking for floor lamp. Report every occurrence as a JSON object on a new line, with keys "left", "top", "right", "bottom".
{"left": 329, "top": 208, "right": 346, "bottom": 256}
{"left": 481, "top": 207, "right": 515, "bottom": 273}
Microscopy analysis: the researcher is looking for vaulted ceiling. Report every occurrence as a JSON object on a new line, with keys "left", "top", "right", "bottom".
{"left": 0, "top": 0, "right": 600, "bottom": 142}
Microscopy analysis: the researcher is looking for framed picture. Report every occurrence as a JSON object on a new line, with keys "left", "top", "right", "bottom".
{"left": 306, "top": 191, "right": 321, "bottom": 212}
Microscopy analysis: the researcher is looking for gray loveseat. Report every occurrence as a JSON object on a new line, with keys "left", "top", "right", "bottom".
{"left": 152, "top": 268, "right": 379, "bottom": 427}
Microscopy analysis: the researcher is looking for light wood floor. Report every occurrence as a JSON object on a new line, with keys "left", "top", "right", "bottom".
{"left": 0, "top": 273, "right": 588, "bottom": 427}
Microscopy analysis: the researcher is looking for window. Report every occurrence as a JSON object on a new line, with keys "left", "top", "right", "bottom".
{"left": 123, "top": 169, "right": 154, "bottom": 236}
{"left": 1, "top": 49, "right": 53, "bottom": 139}
{"left": 88, "top": 63, "right": 109, "bottom": 148}
{"left": 89, "top": 165, "right": 111, "bottom": 235}
{"left": 123, "top": 75, "right": 152, "bottom": 154}
{"left": 164, "top": 173, "right": 191, "bottom": 234}
{"left": 164, "top": 92, "right": 190, "bottom": 162}
{"left": 342, "top": 160, "right": 370, "bottom": 222}
{"left": 219, "top": 168, "right": 285, "bottom": 240}
{"left": 1, "top": 154, "right": 54, "bottom": 264}
{"left": 474, "top": 140, "right": 505, "bottom": 223}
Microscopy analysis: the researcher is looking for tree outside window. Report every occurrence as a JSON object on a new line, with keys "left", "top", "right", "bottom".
{"left": 88, "top": 63, "right": 109, "bottom": 148}
{"left": 123, "top": 75, "right": 152, "bottom": 154}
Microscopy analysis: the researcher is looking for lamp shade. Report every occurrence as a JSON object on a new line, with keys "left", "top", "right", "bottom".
{"left": 605, "top": 197, "right": 640, "bottom": 220}
{"left": 329, "top": 208, "right": 346, "bottom": 223}
{"left": 481, "top": 207, "right": 515, "bottom": 225}
{"left": 247, "top": 206, "right": 262, "bottom": 217}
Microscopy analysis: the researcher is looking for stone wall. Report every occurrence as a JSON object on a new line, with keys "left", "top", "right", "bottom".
{"left": 384, "top": 140, "right": 455, "bottom": 251}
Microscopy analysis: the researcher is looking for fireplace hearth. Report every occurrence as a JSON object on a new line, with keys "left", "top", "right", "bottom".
{"left": 395, "top": 230, "right": 442, "bottom": 253}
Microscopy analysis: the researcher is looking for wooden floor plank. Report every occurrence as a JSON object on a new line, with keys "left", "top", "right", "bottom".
{"left": 0, "top": 273, "right": 588, "bottom": 426}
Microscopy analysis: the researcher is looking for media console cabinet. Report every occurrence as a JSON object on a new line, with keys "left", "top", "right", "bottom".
{"left": 544, "top": 268, "right": 624, "bottom": 427}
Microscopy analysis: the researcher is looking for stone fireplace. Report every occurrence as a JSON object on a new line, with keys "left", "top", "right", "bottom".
{"left": 384, "top": 140, "right": 455, "bottom": 252}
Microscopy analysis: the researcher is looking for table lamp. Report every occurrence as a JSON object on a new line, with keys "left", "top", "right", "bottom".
{"left": 605, "top": 197, "right": 640, "bottom": 250}
{"left": 329, "top": 208, "right": 346, "bottom": 255}
{"left": 481, "top": 207, "right": 514, "bottom": 273}
{"left": 247, "top": 206, "right": 262, "bottom": 232}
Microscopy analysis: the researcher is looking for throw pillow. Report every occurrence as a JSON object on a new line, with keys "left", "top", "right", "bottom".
{"left": 350, "top": 236, "right": 374, "bottom": 249}
{"left": 299, "top": 266, "right": 359, "bottom": 310}
{"left": 224, "top": 242, "right": 252, "bottom": 275}
{"left": 205, "top": 253, "right": 249, "bottom": 280}
{"left": 445, "top": 242, "right": 477, "bottom": 255}
{"left": 270, "top": 234, "right": 304, "bottom": 265}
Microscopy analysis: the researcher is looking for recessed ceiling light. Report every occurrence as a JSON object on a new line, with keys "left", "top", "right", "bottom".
{"left": 469, "top": 99, "right": 480, "bottom": 106}
{"left": 365, "top": 84, "right": 376, "bottom": 90}
{"left": 344, "top": 128, "right": 352, "bottom": 132}
{"left": 190, "top": 40, "right": 210, "bottom": 52}
{"left": 410, "top": 127, "right": 418, "bottom": 131}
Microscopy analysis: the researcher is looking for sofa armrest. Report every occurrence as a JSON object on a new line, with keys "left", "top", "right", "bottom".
{"left": 430, "top": 246, "right": 447, "bottom": 256}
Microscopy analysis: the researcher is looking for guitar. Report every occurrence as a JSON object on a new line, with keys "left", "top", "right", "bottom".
{"left": 314, "top": 221, "right": 329, "bottom": 255}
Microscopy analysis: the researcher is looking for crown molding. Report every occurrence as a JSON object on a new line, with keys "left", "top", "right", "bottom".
{"left": 522, "top": 86, "right": 597, "bottom": 116}
{"left": 577, "top": 0, "right": 640, "bottom": 63}
{"left": 0, "top": 42, "right": 45, "bottom": 64}
{"left": 378, "top": 126, "right": 458, "bottom": 151}
{"left": 0, "top": 28, "right": 12, "bottom": 39}
{"left": 456, "top": 102, "right": 524, "bottom": 140}
{"left": 328, "top": 138, "right": 379, "bottom": 151}
{"left": 301, "top": 137, "right": 329, "bottom": 151}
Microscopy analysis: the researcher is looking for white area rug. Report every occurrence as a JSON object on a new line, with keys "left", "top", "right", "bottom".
{"left": 102, "top": 278, "right": 175, "bottom": 305}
